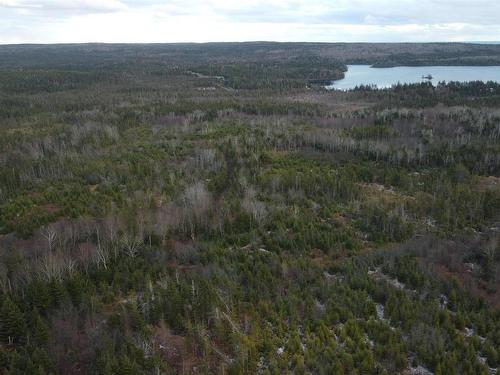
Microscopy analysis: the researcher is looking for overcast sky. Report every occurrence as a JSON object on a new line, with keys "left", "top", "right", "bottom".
{"left": 1, "top": 0, "right": 500, "bottom": 44}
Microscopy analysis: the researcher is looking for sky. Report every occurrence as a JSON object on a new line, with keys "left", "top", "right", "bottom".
{"left": 1, "top": 0, "right": 500, "bottom": 44}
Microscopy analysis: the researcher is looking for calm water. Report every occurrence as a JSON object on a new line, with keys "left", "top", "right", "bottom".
{"left": 327, "top": 65, "right": 500, "bottom": 90}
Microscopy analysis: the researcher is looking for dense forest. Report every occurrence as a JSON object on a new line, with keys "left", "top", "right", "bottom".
{"left": 0, "top": 43, "right": 499, "bottom": 374}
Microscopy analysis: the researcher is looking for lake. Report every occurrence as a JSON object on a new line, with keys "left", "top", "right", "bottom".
{"left": 327, "top": 65, "right": 500, "bottom": 90}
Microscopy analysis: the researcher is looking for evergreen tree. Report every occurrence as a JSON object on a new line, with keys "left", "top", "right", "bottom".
{"left": 28, "top": 309, "right": 49, "bottom": 346}
{"left": 0, "top": 298, "right": 27, "bottom": 345}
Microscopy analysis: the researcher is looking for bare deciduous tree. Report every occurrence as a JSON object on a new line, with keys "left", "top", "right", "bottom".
{"left": 121, "top": 233, "right": 142, "bottom": 258}
{"left": 41, "top": 225, "right": 57, "bottom": 252}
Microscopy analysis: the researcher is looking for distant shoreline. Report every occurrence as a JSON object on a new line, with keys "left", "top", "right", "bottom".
{"left": 1, "top": 41, "right": 500, "bottom": 47}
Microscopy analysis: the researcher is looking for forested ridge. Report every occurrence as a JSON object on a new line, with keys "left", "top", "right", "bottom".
{"left": 0, "top": 43, "right": 499, "bottom": 374}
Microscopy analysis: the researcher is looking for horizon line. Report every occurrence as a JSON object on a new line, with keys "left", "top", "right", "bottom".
{"left": 1, "top": 40, "right": 499, "bottom": 47}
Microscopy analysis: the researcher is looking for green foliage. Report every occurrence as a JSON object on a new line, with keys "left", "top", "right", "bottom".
{"left": 0, "top": 298, "right": 27, "bottom": 345}
{"left": 0, "top": 43, "right": 499, "bottom": 374}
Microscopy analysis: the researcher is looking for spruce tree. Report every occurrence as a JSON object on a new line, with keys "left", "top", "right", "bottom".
{"left": 28, "top": 309, "right": 49, "bottom": 346}
{"left": 0, "top": 298, "right": 27, "bottom": 345}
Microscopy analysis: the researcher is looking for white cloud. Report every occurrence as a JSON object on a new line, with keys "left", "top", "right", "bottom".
{"left": 1, "top": 0, "right": 127, "bottom": 13}
{"left": 1, "top": 0, "right": 500, "bottom": 43}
